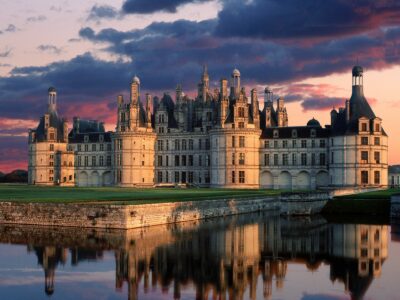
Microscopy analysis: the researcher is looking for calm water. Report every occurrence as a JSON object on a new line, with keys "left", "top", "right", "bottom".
{"left": 0, "top": 212, "right": 398, "bottom": 300}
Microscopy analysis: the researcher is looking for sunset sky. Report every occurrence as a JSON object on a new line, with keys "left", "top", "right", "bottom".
{"left": 1, "top": 0, "right": 400, "bottom": 173}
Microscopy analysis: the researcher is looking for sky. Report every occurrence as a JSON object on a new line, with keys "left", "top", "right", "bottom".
{"left": 0, "top": 0, "right": 400, "bottom": 173}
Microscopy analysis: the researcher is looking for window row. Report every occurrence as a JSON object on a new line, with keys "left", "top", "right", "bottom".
{"left": 157, "top": 171, "right": 210, "bottom": 184}
{"left": 360, "top": 136, "right": 381, "bottom": 146}
{"left": 157, "top": 154, "right": 210, "bottom": 167}
{"left": 76, "top": 143, "right": 111, "bottom": 152}
{"left": 263, "top": 139, "right": 326, "bottom": 149}
{"left": 157, "top": 139, "right": 210, "bottom": 151}
{"left": 263, "top": 153, "right": 326, "bottom": 166}
{"left": 77, "top": 156, "right": 112, "bottom": 167}
{"left": 360, "top": 170, "right": 381, "bottom": 185}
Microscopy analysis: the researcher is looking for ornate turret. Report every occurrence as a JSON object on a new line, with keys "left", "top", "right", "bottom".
{"left": 48, "top": 87, "right": 57, "bottom": 113}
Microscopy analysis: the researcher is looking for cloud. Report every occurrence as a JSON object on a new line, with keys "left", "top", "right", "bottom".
{"left": 215, "top": 0, "right": 400, "bottom": 41}
{"left": 87, "top": 4, "right": 119, "bottom": 21}
{"left": 37, "top": 44, "right": 63, "bottom": 55}
{"left": 4, "top": 24, "right": 17, "bottom": 33}
{"left": 26, "top": 15, "right": 47, "bottom": 22}
{"left": 122, "top": 0, "right": 212, "bottom": 14}
{"left": 0, "top": 48, "right": 12, "bottom": 58}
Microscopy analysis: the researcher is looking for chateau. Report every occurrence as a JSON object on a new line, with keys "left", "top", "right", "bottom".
{"left": 28, "top": 65, "right": 388, "bottom": 189}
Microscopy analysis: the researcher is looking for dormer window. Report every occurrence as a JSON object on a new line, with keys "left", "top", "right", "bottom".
{"left": 361, "top": 123, "right": 368, "bottom": 132}
{"left": 292, "top": 130, "right": 297, "bottom": 138}
{"left": 375, "top": 124, "right": 380, "bottom": 132}
{"left": 84, "top": 135, "right": 89, "bottom": 143}
{"left": 99, "top": 135, "right": 104, "bottom": 142}
{"left": 273, "top": 130, "right": 279, "bottom": 138}
{"left": 310, "top": 129, "right": 316, "bottom": 138}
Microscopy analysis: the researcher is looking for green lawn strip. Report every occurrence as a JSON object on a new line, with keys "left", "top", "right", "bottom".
{"left": 0, "top": 185, "right": 283, "bottom": 204}
{"left": 334, "top": 188, "right": 400, "bottom": 200}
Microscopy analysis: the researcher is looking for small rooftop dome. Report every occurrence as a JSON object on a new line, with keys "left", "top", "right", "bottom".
{"left": 232, "top": 68, "right": 240, "bottom": 77}
{"left": 132, "top": 75, "right": 140, "bottom": 84}
{"left": 48, "top": 87, "right": 56, "bottom": 93}
{"left": 307, "top": 117, "right": 321, "bottom": 127}
{"left": 352, "top": 65, "right": 363, "bottom": 77}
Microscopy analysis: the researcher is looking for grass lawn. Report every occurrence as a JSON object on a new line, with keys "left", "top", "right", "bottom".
{"left": 334, "top": 188, "right": 400, "bottom": 200}
{"left": 0, "top": 184, "right": 283, "bottom": 204}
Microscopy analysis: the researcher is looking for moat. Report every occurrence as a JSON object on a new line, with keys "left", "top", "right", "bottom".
{"left": 0, "top": 211, "right": 398, "bottom": 300}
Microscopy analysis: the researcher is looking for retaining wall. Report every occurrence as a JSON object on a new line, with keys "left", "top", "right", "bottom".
{"left": 0, "top": 192, "right": 330, "bottom": 229}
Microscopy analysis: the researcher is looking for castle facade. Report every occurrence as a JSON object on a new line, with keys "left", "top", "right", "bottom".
{"left": 28, "top": 66, "right": 388, "bottom": 189}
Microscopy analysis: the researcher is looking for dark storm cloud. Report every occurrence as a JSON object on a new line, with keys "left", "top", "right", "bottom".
{"left": 87, "top": 4, "right": 119, "bottom": 20}
{"left": 122, "top": 0, "right": 211, "bottom": 14}
{"left": 215, "top": 0, "right": 400, "bottom": 40}
{"left": 0, "top": 53, "right": 133, "bottom": 120}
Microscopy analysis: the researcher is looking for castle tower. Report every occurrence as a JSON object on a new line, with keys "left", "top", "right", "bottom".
{"left": 329, "top": 66, "right": 388, "bottom": 187}
{"left": 263, "top": 87, "right": 274, "bottom": 128}
{"left": 48, "top": 87, "right": 57, "bottom": 113}
{"left": 251, "top": 88, "right": 260, "bottom": 129}
{"left": 276, "top": 97, "right": 288, "bottom": 127}
{"left": 230, "top": 68, "right": 241, "bottom": 97}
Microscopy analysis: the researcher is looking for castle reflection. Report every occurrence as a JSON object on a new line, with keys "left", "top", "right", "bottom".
{"left": 0, "top": 213, "right": 388, "bottom": 300}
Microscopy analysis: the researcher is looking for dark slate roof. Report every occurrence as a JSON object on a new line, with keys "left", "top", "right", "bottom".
{"left": 160, "top": 93, "right": 178, "bottom": 128}
{"left": 73, "top": 119, "right": 105, "bottom": 134}
{"left": 260, "top": 101, "right": 278, "bottom": 129}
{"left": 261, "top": 125, "right": 330, "bottom": 139}
{"left": 34, "top": 110, "right": 65, "bottom": 142}
{"left": 389, "top": 165, "right": 400, "bottom": 173}
{"left": 68, "top": 132, "right": 112, "bottom": 143}
{"left": 331, "top": 85, "right": 387, "bottom": 136}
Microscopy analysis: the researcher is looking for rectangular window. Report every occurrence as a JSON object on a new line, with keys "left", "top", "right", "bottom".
{"left": 92, "top": 156, "right": 96, "bottom": 166}
{"left": 238, "top": 122, "right": 244, "bottom": 128}
{"left": 50, "top": 144, "right": 54, "bottom": 151}
{"left": 198, "top": 155, "right": 202, "bottom": 166}
{"left": 282, "top": 154, "right": 288, "bottom": 166}
{"left": 374, "top": 137, "right": 380, "bottom": 145}
{"left": 361, "top": 136, "right": 369, "bottom": 145}
{"left": 292, "top": 140, "right": 297, "bottom": 148}
{"left": 361, "top": 151, "right": 369, "bottom": 163}
{"left": 361, "top": 170, "right": 369, "bottom": 184}
{"left": 375, "top": 124, "right": 380, "bottom": 132}
{"left": 206, "top": 155, "right": 210, "bottom": 166}
{"left": 85, "top": 144, "right": 89, "bottom": 152}
{"left": 311, "top": 140, "right": 315, "bottom": 148}
{"left": 175, "top": 172, "right": 180, "bottom": 183}
{"left": 84, "top": 156, "right": 88, "bottom": 167}
{"left": 157, "top": 140, "right": 163, "bottom": 151}
{"left": 264, "top": 140, "right": 269, "bottom": 148}
{"left": 282, "top": 140, "right": 288, "bottom": 148}
{"left": 319, "top": 153, "right": 326, "bottom": 166}
{"left": 199, "top": 139, "right": 202, "bottom": 150}
{"left": 311, "top": 153, "right": 316, "bottom": 166}
{"left": 99, "top": 156, "right": 104, "bottom": 166}
{"left": 231, "top": 136, "right": 236, "bottom": 148}
{"left": 239, "top": 153, "right": 245, "bottom": 165}
{"left": 106, "top": 156, "right": 111, "bottom": 166}
{"left": 100, "top": 144, "right": 104, "bottom": 151}
{"left": 188, "top": 172, "right": 193, "bottom": 183}
{"left": 274, "top": 141, "right": 278, "bottom": 148}
{"left": 78, "top": 144, "right": 82, "bottom": 151}
{"left": 232, "top": 153, "right": 235, "bottom": 165}
{"left": 182, "top": 155, "right": 187, "bottom": 166}
{"left": 188, "top": 155, "right": 193, "bottom": 166}
{"left": 301, "top": 140, "right": 307, "bottom": 148}
{"left": 239, "top": 136, "right": 245, "bottom": 147}
{"left": 362, "top": 123, "right": 368, "bottom": 132}
{"left": 157, "top": 171, "right": 163, "bottom": 183}
{"left": 166, "top": 155, "right": 169, "bottom": 166}
{"left": 374, "top": 171, "right": 380, "bottom": 184}
{"left": 331, "top": 152, "right": 334, "bottom": 164}
{"left": 78, "top": 156, "right": 82, "bottom": 167}
{"left": 239, "top": 171, "right": 245, "bottom": 183}
{"left": 319, "top": 140, "right": 326, "bottom": 148}
{"left": 301, "top": 153, "right": 307, "bottom": 166}
{"left": 374, "top": 151, "right": 380, "bottom": 164}
{"left": 292, "top": 153, "right": 297, "bottom": 165}
{"left": 107, "top": 143, "right": 112, "bottom": 151}
{"left": 175, "top": 140, "right": 180, "bottom": 150}
{"left": 274, "top": 154, "right": 278, "bottom": 166}
{"left": 264, "top": 153, "right": 270, "bottom": 166}
{"left": 205, "top": 139, "right": 210, "bottom": 150}
{"left": 158, "top": 155, "right": 163, "bottom": 167}
{"left": 182, "top": 139, "right": 187, "bottom": 150}
{"left": 175, "top": 155, "right": 180, "bottom": 166}
{"left": 232, "top": 171, "right": 235, "bottom": 183}
{"left": 189, "top": 139, "right": 193, "bottom": 150}
{"left": 92, "top": 144, "right": 96, "bottom": 151}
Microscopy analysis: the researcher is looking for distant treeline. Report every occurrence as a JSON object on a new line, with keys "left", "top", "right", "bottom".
{"left": 0, "top": 170, "right": 28, "bottom": 183}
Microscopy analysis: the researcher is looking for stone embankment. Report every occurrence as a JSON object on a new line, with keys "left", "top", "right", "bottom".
{"left": 0, "top": 192, "right": 330, "bottom": 229}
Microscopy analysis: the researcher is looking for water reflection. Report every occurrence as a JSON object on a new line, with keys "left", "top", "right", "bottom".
{"left": 0, "top": 213, "right": 389, "bottom": 300}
